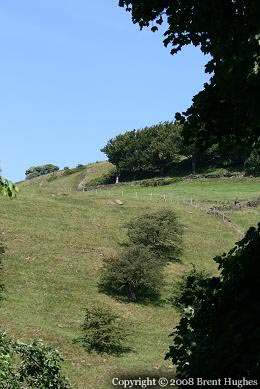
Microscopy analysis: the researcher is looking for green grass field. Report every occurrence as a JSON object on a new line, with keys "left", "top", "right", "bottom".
{"left": 1, "top": 164, "right": 259, "bottom": 388}
{"left": 107, "top": 177, "right": 260, "bottom": 203}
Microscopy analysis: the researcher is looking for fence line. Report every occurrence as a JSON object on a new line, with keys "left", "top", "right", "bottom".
{"left": 82, "top": 188, "right": 244, "bottom": 237}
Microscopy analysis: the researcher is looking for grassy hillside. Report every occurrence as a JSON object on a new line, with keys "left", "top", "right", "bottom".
{"left": 20, "top": 161, "right": 113, "bottom": 192}
{"left": 1, "top": 163, "right": 259, "bottom": 388}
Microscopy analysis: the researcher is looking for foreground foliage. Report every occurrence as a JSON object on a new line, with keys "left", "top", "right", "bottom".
{"left": 119, "top": 1, "right": 260, "bottom": 152}
{"left": 168, "top": 268, "right": 210, "bottom": 311}
{"left": 0, "top": 333, "right": 71, "bottom": 388}
{"left": 166, "top": 223, "right": 260, "bottom": 382}
{"left": 0, "top": 177, "right": 18, "bottom": 198}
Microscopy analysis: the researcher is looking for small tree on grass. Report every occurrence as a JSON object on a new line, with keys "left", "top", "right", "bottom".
{"left": 80, "top": 305, "right": 129, "bottom": 355}
{"left": 99, "top": 245, "right": 164, "bottom": 302}
{"left": 25, "top": 164, "right": 59, "bottom": 180}
{"left": 127, "top": 209, "right": 183, "bottom": 261}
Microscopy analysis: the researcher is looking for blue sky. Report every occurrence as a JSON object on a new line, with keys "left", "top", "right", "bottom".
{"left": 0, "top": 0, "right": 209, "bottom": 182}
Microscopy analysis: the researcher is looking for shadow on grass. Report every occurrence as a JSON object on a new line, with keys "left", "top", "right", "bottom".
{"left": 73, "top": 337, "right": 133, "bottom": 356}
{"left": 98, "top": 282, "right": 165, "bottom": 307}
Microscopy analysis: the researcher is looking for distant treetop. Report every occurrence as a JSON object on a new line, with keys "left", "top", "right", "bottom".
{"left": 25, "top": 164, "right": 59, "bottom": 180}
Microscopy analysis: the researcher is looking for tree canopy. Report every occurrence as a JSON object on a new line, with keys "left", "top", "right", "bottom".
{"left": 101, "top": 121, "right": 183, "bottom": 175}
{"left": 99, "top": 245, "right": 164, "bottom": 302}
{"left": 101, "top": 120, "right": 253, "bottom": 177}
{"left": 119, "top": 0, "right": 260, "bottom": 150}
{"left": 127, "top": 209, "right": 183, "bottom": 261}
{"left": 25, "top": 164, "right": 59, "bottom": 180}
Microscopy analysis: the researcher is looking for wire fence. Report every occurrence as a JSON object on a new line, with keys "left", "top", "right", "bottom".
{"left": 79, "top": 187, "right": 244, "bottom": 237}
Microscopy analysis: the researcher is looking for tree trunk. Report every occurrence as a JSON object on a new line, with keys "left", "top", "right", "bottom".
{"left": 128, "top": 287, "right": 136, "bottom": 302}
{"left": 192, "top": 154, "right": 196, "bottom": 175}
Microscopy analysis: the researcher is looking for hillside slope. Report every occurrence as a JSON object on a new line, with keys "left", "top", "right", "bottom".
{"left": 0, "top": 176, "right": 245, "bottom": 388}
{"left": 19, "top": 161, "right": 113, "bottom": 192}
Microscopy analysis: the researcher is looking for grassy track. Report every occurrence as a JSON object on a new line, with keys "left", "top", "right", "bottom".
{"left": 0, "top": 166, "right": 259, "bottom": 388}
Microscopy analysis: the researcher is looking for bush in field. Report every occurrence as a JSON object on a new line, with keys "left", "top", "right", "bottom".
{"left": 99, "top": 245, "right": 164, "bottom": 302}
{"left": 166, "top": 223, "right": 260, "bottom": 381}
{"left": 0, "top": 333, "right": 71, "bottom": 388}
{"left": 127, "top": 209, "right": 183, "bottom": 261}
{"left": 62, "top": 167, "right": 70, "bottom": 175}
{"left": 80, "top": 305, "right": 129, "bottom": 355}
{"left": 46, "top": 172, "right": 58, "bottom": 182}
{"left": 244, "top": 148, "right": 260, "bottom": 176}
{"left": 139, "top": 177, "right": 182, "bottom": 187}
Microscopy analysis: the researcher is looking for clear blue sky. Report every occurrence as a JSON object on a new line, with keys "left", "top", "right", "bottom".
{"left": 0, "top": 0, "right": 209, "bottom": 182}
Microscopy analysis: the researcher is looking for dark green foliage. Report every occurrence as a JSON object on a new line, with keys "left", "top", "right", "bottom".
{"left": 62, "top": 168, "right": 72, "bottom": 176}
{"left": 139, "top": 177, "right": 182, "bottom": 187}
{"left": 0, "top": 333, "right": 18, "bottom": 388}
{"left": 0, "top": 333, "right": 71, "bottom": 388}
{"left": 168, "top": 268, "right": 211, "bottom": 311}
{"left": 244, "top": 148, "right": 260, "bottom": 176}
{"left": 101, "top": 122, "right": 183, "bottom": 175}
{"left": 62, "top": 167, "right": 71, "bottom": 176}
{"left": 80, "top": 305, "right": 129, "bottom": 355}
{"left": 127, "top": 209, "right": 183, "bottom": 261}
{"left": 62, "top": 164, "right": 86, "bottom": 177}
{"left": 99, "top": 245, "right": 164, "bottom": 302}
{"left": 101, "top": 120, "right": 250, "bottom": 178}
{"left": 166, "top": 223, "right": 260, "bottom": 381}
{"left": 119, "top": 0, "right": 260, "bottom": 150}
{"left": 25, "top": 164, "right": 59, "bottom": 180}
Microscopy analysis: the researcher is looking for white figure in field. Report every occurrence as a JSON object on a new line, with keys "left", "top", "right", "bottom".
{"left": 115, "top": 171, "right": 120, "bottom": 184}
